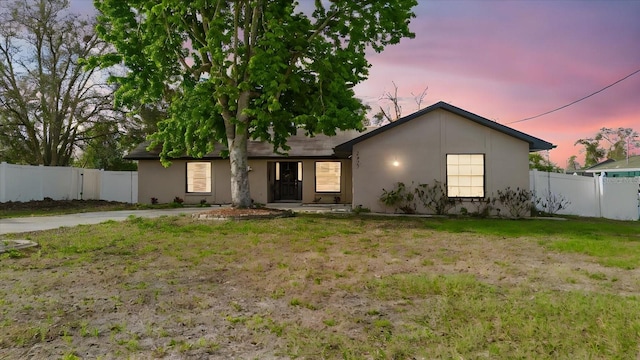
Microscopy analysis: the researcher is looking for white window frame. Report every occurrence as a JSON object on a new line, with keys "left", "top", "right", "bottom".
{"left": 315, "top": 161, "right": 341, "bottom": 193}
{"left": 186, "top": 162, "right": 212, "bottom": 193}
{"left": 446, "top": 154, "right": 485, "bottom": 198}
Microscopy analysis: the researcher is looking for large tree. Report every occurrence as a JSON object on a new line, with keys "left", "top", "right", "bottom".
{"left": 597, "top": 127, "right": 639, "bottom": 161}
{"left": 0, "top": 0, "right": 116, "bottom": 166}
{"left": 93, "top": 0, "right": 417, "bottom": 207}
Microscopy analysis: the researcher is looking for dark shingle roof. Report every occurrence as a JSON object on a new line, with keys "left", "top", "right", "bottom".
{"left": 334, "top": 101, "right": 555, "bottom": 157}
{"left": 124, "top": 129, "right": 370, "bottom": 160}
{"left": 125, "top": 102, "right": 555, "bottom": 161}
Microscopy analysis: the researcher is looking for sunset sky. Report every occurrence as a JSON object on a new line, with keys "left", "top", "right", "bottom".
{"left": 73, "top": 0, "right": 640, "bottom": 168}
{"left": 352, "top": 0, "right": 640, "bottom": 168}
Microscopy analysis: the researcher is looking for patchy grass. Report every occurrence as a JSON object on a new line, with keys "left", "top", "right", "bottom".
{"left": 1, "top": 214, "right": 639, "bottom": 358}
{"left": 421, "top": 216, "right": 640, "bottom": 269}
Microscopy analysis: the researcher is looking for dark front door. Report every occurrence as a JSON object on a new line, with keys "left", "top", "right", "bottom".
{"left": 273, "top": 162, "right": 302, "bottom": 201}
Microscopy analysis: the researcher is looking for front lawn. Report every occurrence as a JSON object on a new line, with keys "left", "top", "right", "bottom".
{"left": 1, "top": 214, "right": 639, "bottom": 359}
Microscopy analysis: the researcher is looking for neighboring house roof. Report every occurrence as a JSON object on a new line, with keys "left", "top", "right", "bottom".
{"left": 584, "top": 155, "right": 640, "bottom": 173}
{"left": 124, "top": 129, "right": 372, "bottom": 160}
{"left": 334, "top": 101, "right": 555, "bottom": 157}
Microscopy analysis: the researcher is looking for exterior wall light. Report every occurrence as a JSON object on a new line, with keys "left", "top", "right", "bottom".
{"left": 392, "top": 159, "right": 400, "bottom": 167}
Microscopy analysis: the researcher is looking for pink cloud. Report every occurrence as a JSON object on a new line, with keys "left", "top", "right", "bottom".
{"left": 356, "top": 0, "right": 640, "bottom": 168}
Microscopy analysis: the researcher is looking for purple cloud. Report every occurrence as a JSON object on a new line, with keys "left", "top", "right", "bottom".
{"left": 357, "top": 0, "right": 640, "bottom": 165}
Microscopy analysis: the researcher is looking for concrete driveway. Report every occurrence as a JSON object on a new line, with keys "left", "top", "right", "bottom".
{"left": 0, "top": 204, "right": 352, "bottom": 235}
{"left": 0, "top": 208, "right": 206, "bottom": 235}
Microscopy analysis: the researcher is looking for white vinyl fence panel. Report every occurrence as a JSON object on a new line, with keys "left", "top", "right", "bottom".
{"left": 0, "top": 162, "right": 138, "bottom": 203}
{"left": 600, "top": 177, "right": 640, "bottom": 221}
{"left": 530, "top": 170, "right": 639, "bottom": 221}
{"left": 530, "top": 170, "right": 599, "bottom": 217}
{"left": 81, "top": 169, "right": 102, "bottom": 200}
{"left": 101, "top": 171, "right": 138, "bottom": 203}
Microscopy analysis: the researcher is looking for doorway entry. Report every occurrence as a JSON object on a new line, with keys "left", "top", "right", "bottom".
{"left": 269, "top": 161, "right": 302, "bottom": 202}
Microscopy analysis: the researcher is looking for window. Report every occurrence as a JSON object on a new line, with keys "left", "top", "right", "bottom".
{"left": 315, "top": 162, "right": 341, "bottom": 192}
{"left": 186, "top": 162, "right": 211, "bottom": 193}
{"left": 447, "top": 154, "right": 484, "bottom": 197}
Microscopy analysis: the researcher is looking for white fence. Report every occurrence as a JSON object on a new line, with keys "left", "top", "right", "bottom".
{"left": 1, "top": 163, "right": 638, "bottom": 219}
{"left": 0, "top": 162, "right": 138, "bottom": 203}
{"left": 530, "top": 170, "right": 640, "bottom": 221}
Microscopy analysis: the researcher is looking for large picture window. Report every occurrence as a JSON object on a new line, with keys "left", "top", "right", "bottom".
{"left": 447, "top": 154, "right": 484, "bottom": 198}
{"left": 315, "top": 162, "right": 341, "bottom": 193}
{"left": 186, "top": 162, "right": 211, "bottom": 193}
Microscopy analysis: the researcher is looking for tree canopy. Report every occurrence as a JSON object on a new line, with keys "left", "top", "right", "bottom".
{"left": 0, "top": 0, "right": 116, "bottom": 166}
{"left": 93, "top": 0, "right": 418, "bottom": 207}
{"left": 574, "top": 127, "right": 639, "bottom": 167}
{"left": 529, "top": 153, "right": 562, "bottom": 173}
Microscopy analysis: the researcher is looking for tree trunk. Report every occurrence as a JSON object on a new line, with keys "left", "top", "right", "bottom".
{"left": 228, "top": 132, "right": 252, "bottom": 208}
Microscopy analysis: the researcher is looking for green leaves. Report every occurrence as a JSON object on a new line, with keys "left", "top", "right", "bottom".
{"left": 95, "top": 0, "right": 417, "bottom": 204}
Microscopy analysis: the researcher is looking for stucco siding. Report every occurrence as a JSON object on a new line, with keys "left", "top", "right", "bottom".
{"left": 136, "top": 158, "right": 352, "bottom": 205}
{"left": 352, "top": 109, "right": 530, "bottom": 213}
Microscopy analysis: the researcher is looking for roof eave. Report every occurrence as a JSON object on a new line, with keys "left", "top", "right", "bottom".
{"left": 585, "top": 167, "right": 640, "bottom": 173}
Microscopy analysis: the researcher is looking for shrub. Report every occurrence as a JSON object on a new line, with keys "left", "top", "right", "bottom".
{"left": 469, "top": 197, "right": 496, "bottom": 218}
{"left": 170, "top": 196, "right": 184, "bottom": 208}
{"left": 414, "top": 180, "right": 459, "bottom": 215}
{"left": 379, "top": 182, "right": 416, "bottom": 214}
{"left": 353, "top": 205, "right": 371, "bottom": 214}
{"left": 496, "top": 187, "right": 533, "bottom": 218}
{"left": 536, "top": 191, "right": 571, "bottom": 215}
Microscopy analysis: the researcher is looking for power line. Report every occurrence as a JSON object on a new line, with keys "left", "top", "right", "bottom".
{"left": 507, "top": 68, "right": 640, "bottom": 124}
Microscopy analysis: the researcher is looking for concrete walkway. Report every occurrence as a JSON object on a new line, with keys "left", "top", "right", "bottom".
{"left": 0, "top": 204, "right": 352, "bottom": 235}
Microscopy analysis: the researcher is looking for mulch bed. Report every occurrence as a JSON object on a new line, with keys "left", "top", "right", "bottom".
{"left": 193, "top": 207, "right": 295, "bottom": 220}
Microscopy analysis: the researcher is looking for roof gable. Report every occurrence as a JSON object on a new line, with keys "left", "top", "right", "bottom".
{"left": 334, "top": 101, "right": 555, "bottom": 156}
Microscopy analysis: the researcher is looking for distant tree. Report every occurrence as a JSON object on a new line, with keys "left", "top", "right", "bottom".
{"left": 565, "top": 155, "right": 581, "bottom": 173}
{"left": 575, "top": 127, "right": 639, "bottom": 167}
{"left": 529, "top": 153, "right": 562, "bottom": 173}
{"left": 598, "top": 127, "right": 639, "bottom": 161}
{"left": 0, "top": 0, "right": 115, "bottom": 166}
{"left": 76, "top": 117, "right": 138, "bottom": 170}
{"left": 574, "top": 137, "right": 606, "bottom": 168}
{"left": 372, "top": 81, "right": 428, "bottom": 125}
{"left": 94, "top": 0, "right": 418, "bottom": 207}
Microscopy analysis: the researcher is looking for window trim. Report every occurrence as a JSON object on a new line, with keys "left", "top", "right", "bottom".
{"left": 186, "top": 161, "right": 212, "bottom": 193}
{"left": 446, "top": 154, "right": 485, "bottom": 198}
{"left": 314, "top": 161, "right": 342, "bottom": 193}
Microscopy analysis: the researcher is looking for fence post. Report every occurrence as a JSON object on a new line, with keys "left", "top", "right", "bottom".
{"left": 38, "top": 164, "right": 45, "bottom": 201}
{"left": 99, "top": 169, "right": 105, "bottom": 201}
{"left": 530, "top": 169, "right": 537, "bottom": 194}
{"left": 0, "top": 162, "right": 6, "bottom": 202}
{"left": 130, "top": 171, "right": 134, "bottom": 203}
{"left": 595, "top": 174, "right": 603, "bottom": 218}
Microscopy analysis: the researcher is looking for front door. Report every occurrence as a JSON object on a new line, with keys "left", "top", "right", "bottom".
{"left": 271, "top": 162, "right": 302, "bottom": 201}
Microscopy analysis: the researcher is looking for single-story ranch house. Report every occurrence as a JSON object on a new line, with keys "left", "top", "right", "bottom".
{"left": 125, "top": 101, "right": 555, "bottom": 213}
